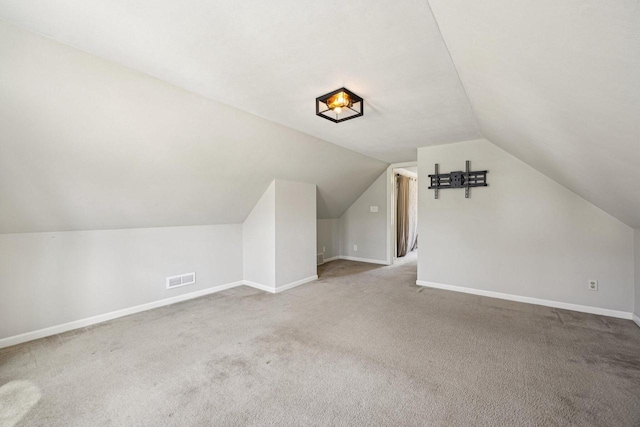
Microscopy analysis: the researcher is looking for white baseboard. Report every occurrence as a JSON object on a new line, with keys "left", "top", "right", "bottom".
{"left": 633, "top": 314, "right": 640, "bottom": 328}
{"left": 243, "top": 275, "right": 318, "bottom": 294}
{"left": 416, "top": 280, "right": 633, "bottom": 320}
{"left": 318, "top": 255, "right": 388, "bottom": 265}
{"left": 0, "top": 274, "right": 323, "bottom": 349}
{"left": 339, "top": 256, "right": 389, "bottom": 265}
{"left": 243, "top": 280, "right": 275, "bottom": 293}
{"left": 0, "top": 280, "right": 244, "bottom": 349}
{"left": 276, "top": 275, "right": 318, "bottom": 292}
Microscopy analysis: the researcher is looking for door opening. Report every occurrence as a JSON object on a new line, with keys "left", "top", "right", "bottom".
{"left": 389, "top": 165, "right": 418, "bottom": 265}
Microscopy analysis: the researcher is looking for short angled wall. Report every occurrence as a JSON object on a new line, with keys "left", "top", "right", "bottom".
{"left": 243, "top": 181, "right": 277, "bottom": 287}
{"left": 1, "top": 179, "right": 321, "bottom": 348}
{"left": 275, "top": 180, "right": 317, "bottom": 287}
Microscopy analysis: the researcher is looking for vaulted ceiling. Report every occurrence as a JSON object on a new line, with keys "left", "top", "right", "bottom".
{"left": 0, "top": 22, "right": 386, "bottom": 232}
{"left": 0, "top": 0, "right": 479, "bottom": 163}
{"left": 1, "top": 0, "right": 639, "bottom": 230}
{"left": 428, "top": 0, "right": 640, "bottom": 228}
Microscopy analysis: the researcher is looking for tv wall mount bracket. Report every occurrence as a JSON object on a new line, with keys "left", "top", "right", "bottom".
{"left": 428, "top": 161, "right": 488, "bottom": 199}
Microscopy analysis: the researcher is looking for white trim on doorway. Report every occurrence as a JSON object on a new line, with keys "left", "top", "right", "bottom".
{"left": 386, "top": 161, "right": 418, "bottom": 265}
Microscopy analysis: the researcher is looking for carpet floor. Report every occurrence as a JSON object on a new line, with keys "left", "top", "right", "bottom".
{"left": 1, "top": 253, "right": 640, "bottom": 426}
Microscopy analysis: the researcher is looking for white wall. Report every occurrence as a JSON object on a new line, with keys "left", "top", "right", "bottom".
{"left": 635, "top": 230, "right": 640, "bottom": 321}
{"left": 243, "top": 181, "right": 276, "bottom": 287}
{"left": 275, "top": 180, "right": 317, "bottom": 288}
{"left": 418, "top": 140, "right": 634, "bottom": 314}
{"left": 1, "top": 178, "right": 316, "bottom": 343}
{"left": 339, "top": 172, "right": 388, "bottom": 263}
{"left": 0, "top": 224, "right": 243, "bottom": 339}
{"left": 243, "top": 179, "right": 317, "bottom": 290}
{"left": 317, "top": 219, "right": 340, "bottom": 261}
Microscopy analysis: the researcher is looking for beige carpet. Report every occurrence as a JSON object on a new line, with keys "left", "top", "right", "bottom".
{"left": 1, "top": 253, "right": 640, "bottom": 426}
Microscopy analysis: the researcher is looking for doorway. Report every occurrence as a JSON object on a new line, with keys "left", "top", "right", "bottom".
{"left": 386, "top": 162, "right": 418, "bottom": 265}
{"left": 393, "top": 167, "right": 418, "bottom": 262}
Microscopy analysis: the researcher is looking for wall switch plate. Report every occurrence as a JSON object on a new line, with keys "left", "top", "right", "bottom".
{"left": 588, "top": 280, "right": 598, "bottom": 291}
{"left": 370, "top": 206, "right": 379, "bottom": 213}
{"left": 353, "top": 245, "right": 358, "bottom": 251}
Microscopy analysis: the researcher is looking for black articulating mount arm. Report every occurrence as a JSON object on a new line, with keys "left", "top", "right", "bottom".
{"left": 428, "top": 161, "right": 488, "bottom": 199}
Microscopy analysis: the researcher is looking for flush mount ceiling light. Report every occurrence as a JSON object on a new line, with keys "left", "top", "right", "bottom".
{"left": 316, "top": 88, "right": 364, "bottom": 123}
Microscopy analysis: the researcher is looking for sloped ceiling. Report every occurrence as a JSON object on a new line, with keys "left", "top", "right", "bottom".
{"left": 0, "top": 0, "right": 480, "bottom": 163}
{"left": 1, "top": 0, "right": 639, "bottom": 229}
{"left": 0, "top": 22, "right": 387, "bottom": 233}
{"left": 427, "top": 0, "right": 640, "bottom": 227}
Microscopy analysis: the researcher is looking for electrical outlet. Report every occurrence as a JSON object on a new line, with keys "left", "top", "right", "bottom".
{"left": 353, "top": 244, "right": 358, "bottom": 251}
{"left": 322, "top": 246, "right": 326, "bottom": 253}
{"left": 588, "top": 280, "right": 598, "bottom": 291}
{"left": 370, "top": 206, "right": 378, "bottom": 213}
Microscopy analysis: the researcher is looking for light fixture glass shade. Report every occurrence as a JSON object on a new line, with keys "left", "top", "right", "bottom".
{"left": 325, "top": 91, "right": 352, "bottom": 112}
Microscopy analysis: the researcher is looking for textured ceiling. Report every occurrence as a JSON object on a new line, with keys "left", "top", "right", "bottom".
{"left": 428, "top": 0, "right": 640, "bottom": 227}
{"left": 0, "top": 22, "right": 386, "bottom": 233}
{"left": 0, "top": 0, "right": 480, "bottom": 163}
